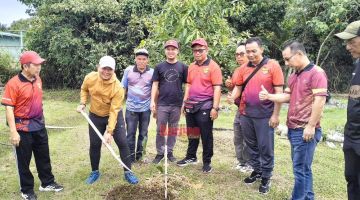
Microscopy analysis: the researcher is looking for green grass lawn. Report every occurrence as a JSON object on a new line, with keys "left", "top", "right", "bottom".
{"left": 0, "top": 90, "right": 347, "bottom": 199}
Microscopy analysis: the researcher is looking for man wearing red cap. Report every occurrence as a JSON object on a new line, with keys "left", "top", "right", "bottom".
{"left": 150, "top": 40, "right": 188, "bottom": 164}
{"left": 176, "top": 38, "right": 222, "bottom": 173}
{"left": 1, "top": 51, "right": 63, "bottom": 200}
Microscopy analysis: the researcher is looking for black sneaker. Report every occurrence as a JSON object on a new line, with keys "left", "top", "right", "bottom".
{"left": 167, "top": 152, "right": 176, "bottom": 162}
{"left": 259, "top": 178, "right": 271, "bottom": 194}
{"left": 176, "top": 157, "right": 198, "bottom": 166}
{"left": 244, "top": 171, "right": 261, "bottom": 184}
{"left": 202, "top": 163, "right": 212, "bottom": 173}
{"left": 21, "top": 192, "right": 37, "bottom": 200}
{"left": 39, "top": 182, "right": 64, "bottom": 192}
{"left": 152, "top": 154, "right": 164, "bottom": 164}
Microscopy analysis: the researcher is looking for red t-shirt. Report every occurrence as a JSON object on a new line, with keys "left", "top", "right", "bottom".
{"left": 234, "top": 58, "right": 284, "bottom": 118}
{"left": 285, "top": 64, "right": 328, "bottom": 129}
{"left": 1, "top": 73, "right": 45, "bottom": 132}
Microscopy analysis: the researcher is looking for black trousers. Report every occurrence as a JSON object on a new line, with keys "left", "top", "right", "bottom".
{"left": 343, "top": 138, "right": 360, "bottom": 200}
{"left": 16, "top": 128, "right": 55, "bottom": 194}
{"left": 89, "top": 110, "right": 131, "bottom": 172}
{"left": 185, "top": 109, "right": 214, "bottom": 164}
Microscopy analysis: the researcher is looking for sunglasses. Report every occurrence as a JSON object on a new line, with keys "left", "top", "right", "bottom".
{"left": 192, "top": 49, "right": 206, "bottom": 54}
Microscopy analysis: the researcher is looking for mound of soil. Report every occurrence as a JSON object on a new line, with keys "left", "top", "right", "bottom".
{"left": 105, "top": 173, "right": 192, "bottom": 200}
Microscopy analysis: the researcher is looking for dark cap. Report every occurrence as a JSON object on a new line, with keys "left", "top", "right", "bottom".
{"left": 20, "top": 51, "right": 45, "bottom": 65}
{"left": 164, "top": 40, "right": 179, "bottom": 49}
{"left": 191, "top": 38, "right": 208, "bottom": 47}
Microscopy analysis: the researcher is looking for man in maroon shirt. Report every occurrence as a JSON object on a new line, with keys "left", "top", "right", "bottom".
{"left": 259, "top": 41, "right": 327, "bottom": 199}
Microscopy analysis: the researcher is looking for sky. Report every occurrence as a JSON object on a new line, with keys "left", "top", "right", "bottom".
{"left": 0, "top": 0, "right": 30, "bottom": 27}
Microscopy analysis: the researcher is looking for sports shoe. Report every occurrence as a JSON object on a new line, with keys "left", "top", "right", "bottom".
{"left": 152, "top": 154, "right": 164, "bottom": 164}
{"left": 85, "top": 170, "right": 100, "bottom": 184}
{"left": 39, "top": 182, "right": 63, "bottom": 192}
{"left": 259, "top": 178, "right": 271, "bottom": 194}
{"left": 202, "top": 163, "right": 212, "bottom": 173}
{"left": 21, "top": 192, "right": 37, "bottom": 200}
{"left": 244, "top": 171, "right": 261, "bottom": 184}
{"left": 167, "top": 152, "right": 176, "bottom": 162}
{"left": 239, "top": 164, "right": 254, "bottom": 173}
{"left": 234, "top": 163, "right": 244, "bottom": 170}
{"left": 176, "top": 157, "right": 198, "bottom": 167}
{"left": 124, "top": 171, "right": 139, "bottom": 185}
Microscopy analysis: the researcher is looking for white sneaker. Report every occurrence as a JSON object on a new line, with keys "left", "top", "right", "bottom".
{"left": 239, "top": 164, "right": 254, "bottom": 173}
{"left": 39, "top": 182, "right": 63, "bottom": 192}
{"left": 234, "top": 163, "right": 245, "bottom": 170}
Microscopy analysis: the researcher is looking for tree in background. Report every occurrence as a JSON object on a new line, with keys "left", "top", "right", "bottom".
{"left": 141, "top": 0, "right": 248, "bottom": 78}
{"left": 227, "top": 0, "right": 288, "bottom": 58}
{"left": 284, "top": 0, "right": 360, "bottom": 92}
{"left": 24, "top": 0, "right": 165, "bottom": 88}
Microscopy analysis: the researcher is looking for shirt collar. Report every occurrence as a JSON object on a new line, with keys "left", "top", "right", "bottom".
{"left": 18, "top": 72, "right": 37, "bottom": 83}
{"left": 295, "top": 62, "right": 314, "bottom": 75}
{"left": 247, "top": 57, "right": 268, "bottom": 68}
{"left": 133, "top": 65, "right": 150, "bottom": 73}
{"left": 195, "top": 57, "right": 211, "bottom": 66}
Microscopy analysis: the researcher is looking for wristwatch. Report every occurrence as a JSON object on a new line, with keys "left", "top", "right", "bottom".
{"left": 212, "top": 107, "right": 220, "bottom": 112}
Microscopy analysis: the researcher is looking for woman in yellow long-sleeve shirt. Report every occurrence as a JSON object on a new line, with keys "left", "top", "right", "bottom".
{"left": 76, "top": 56, "right": 139, "bottom": 185}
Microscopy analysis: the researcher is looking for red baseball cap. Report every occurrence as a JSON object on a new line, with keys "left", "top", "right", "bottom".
{"left": 20, "top": 51, "right": 45, "bottom": 65}
{"left": 191, "top": 38, "right": 208, "bottom": 47}
{"left": 164, "top": 40, "right": 179, "bottom": 49}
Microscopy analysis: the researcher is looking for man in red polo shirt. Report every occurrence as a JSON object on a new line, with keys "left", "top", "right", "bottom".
{"left": 176, "top": 38, "right": 222, "bottom": 173}
{"left": 259, "top": 41, "right": 327, "bottom": 200}
{"left": 229, "top": 37, "right": 284, "bottom": 194}
{"left": 2, "top": 51, "right": 63, "bottom": 200}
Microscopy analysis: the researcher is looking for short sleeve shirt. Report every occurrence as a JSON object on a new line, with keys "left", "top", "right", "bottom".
{"left": 121, "top": 65, "right": 154, "bottom": 112}
{"left": 152, "top": 61, "right": 188, "bottom": 107}
{"left": 286, "top": 63, "right": 328, "bottom": 129}
{"left": 234, "top": 58, "right": 284, "bottom": 118}
{"left": 187, "top": 58, "right": 222, "bottom": 108}
{"left": 1, "top": 73, "right": 45, "bottom": 132}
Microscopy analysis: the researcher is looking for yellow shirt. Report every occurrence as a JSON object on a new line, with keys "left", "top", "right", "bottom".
{"left": 80, "top": 72, "right": 124, "bottom": 134}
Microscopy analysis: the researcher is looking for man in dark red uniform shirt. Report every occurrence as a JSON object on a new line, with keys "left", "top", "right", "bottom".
{"left": 2, "top": 51, "right": 63, "bottom": 200}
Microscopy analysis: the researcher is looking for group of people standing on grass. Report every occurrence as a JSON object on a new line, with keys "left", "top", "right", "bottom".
{"left": 2, "top": 20, "right": 360, "bottom": 200}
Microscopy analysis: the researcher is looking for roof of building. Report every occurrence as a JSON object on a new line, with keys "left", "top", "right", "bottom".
{"left": 0, "top": 31, "right": 21, "bottom": 38}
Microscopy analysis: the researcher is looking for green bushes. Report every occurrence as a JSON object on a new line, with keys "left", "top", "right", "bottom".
{"left": 0, "top": 50, "right": 18, "bottom": 85}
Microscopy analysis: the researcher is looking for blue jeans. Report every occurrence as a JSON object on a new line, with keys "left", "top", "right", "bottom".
{"left": 288, "top": 128, "right": 322, "bottom": 200}
{"left": 125, "top": 109, "right": 151, "bottom": 162}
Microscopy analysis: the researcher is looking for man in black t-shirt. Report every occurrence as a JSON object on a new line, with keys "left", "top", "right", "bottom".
{"left": 335, "top": 20, "right": 360, "bottom": 200}
{"left": 150, "top": 40, "right": 188, "bottom": 164}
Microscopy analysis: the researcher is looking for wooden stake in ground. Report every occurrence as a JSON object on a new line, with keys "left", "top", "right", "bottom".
{"left": 80, "top": 110, "right": 132, "bottom": 172}
{"left": 164, "top": 135, "right": 168, "bottom": 199}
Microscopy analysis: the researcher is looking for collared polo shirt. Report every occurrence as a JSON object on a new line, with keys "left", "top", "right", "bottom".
{"left": 121, "top": 65, "right": 153, "bottom": 112}
{"left": 234, "top": 57, "right": 284, "bottom": 118}
{"left": 286, "top": 63, "right": 328, "bottom": 129}
{"left": 1, "top": 73, "right": 45, "bottom": 132}
{"left": 187, "top": 57, "right": 222, "bottom": 108}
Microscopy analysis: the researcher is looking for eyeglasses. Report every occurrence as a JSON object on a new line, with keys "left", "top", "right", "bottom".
{"left": 235, "top": 52, "right": 245, "bottom": 57}
{"left": 192, "top": 49, "right": 206, "bottom": 54}
{"left": 284, "top": 53, "right": 296, "bottom": 62}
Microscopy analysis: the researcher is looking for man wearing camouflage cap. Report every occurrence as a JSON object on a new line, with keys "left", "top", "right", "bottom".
{"left": 335, "top": 20, "right": 360, "bottom": 200}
